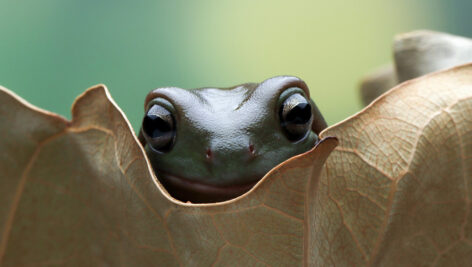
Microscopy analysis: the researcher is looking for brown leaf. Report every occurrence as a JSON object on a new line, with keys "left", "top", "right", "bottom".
{"left": 394, "top": 30, "right": 472, "bottom": 83}
{"left": 359, "top": 64, "right": 397, "bottom": 106}
{"left": 0, "top": 84, "right": 336, "bottom": 266}
{"left": 316, "top": 63, "right": 472, "bottom": 266}
{"left": 360, "top": 30, "right": 472, "bottom": 106}
{"left": 1, "top": 63, "right": 472, "bottom": 266}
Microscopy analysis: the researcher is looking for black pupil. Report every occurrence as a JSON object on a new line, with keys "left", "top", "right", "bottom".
{"left": 285, "top": 103, "right": 311, "bottom": 124}
{"left": 143, "top": 114, "right": 171, "bottom": 138}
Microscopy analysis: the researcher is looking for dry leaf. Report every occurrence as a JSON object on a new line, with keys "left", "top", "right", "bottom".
{"left": 360, "top": 30, "right": 472, "bottom": 106}
{"left": 358, "top": 64, "right": 397, "bottom": 106}
{"left": 0, "top": 84, "right": 337, "bottom": 266}
{"left": 317, "top": 63, "right": 472, "bottom": 266}
{"left": 1, "top": 63, "right": 472, "bottom": 266}
{"left": 394, "top": 30, "right": 472, "bottom": 82}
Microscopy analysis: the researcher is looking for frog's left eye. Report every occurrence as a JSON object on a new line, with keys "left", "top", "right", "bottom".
{"left": 141, "top": 104, "right": 176, "bottom": 152}
{"left": 279, "top": 93, "right": 313, "bottom": 142}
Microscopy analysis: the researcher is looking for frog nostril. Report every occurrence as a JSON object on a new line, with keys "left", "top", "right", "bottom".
{"left": 205, "top": 148, "right": 213, "bottom": 160}
{"left": 248, "top": 144, "right": 255, "bottom": 156}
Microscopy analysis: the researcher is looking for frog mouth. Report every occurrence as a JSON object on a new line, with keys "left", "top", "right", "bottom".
{"left": 156, "top": 172, "right": 259, "bottom": 203}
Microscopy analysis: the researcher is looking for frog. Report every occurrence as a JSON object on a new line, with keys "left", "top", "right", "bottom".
{"left": 139, "top": 76, "right": 327, "bottom": 203}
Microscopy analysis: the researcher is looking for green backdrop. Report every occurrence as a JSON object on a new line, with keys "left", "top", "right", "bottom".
{"left": 1, "top": 0, "right": 470, "bottom": 131}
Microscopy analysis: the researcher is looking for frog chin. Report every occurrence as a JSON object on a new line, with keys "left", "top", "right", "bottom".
{"left": 156, "top": 171, "right": 259, "bottom": 203}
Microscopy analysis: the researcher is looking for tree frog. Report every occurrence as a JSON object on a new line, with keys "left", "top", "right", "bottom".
{"left": 139, "top": 76, "right": 327, "bottom": 203}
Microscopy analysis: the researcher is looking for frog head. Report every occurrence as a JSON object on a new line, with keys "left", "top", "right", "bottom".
{"left": 139, "top": 76, "right": 326, "bottom": 203}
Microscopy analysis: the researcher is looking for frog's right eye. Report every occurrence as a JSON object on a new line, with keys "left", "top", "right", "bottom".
{"left": 141, "top": 104, "right": 176, "bottom": 152}
{"left": 279, "top": 92, "right": 313, "bottom": 142}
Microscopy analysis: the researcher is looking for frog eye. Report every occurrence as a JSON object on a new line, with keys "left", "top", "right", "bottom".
{"left": 279, "top": 93, "right": 313, "bottom": 142}
{"left": 141, "top": 104, "right": 176, "bottom": 152}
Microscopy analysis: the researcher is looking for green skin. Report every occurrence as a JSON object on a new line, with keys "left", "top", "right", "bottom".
{"left": 139, "top": 76, "right": 327, "bottom": 203}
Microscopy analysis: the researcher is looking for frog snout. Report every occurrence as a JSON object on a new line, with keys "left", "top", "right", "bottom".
{"left": 204, "top": 143, "right": 257, "bottom": 163}
{"left": 201, "top": 143, "right": 260, "bottom": 185}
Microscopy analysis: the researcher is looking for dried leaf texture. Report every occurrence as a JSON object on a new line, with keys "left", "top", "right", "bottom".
{"left": 316, "top": 64, "right": 472, "bottom": 266}
{"left": 0, "top": 85, "right": 336, "bottom": 266}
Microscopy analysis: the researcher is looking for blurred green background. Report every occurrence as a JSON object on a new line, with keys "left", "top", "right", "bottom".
{"left": 1, "top": 0, "right": 471, "bottom": 131}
